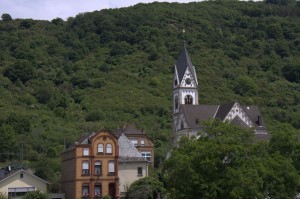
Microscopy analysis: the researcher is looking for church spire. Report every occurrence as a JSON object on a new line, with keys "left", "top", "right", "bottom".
{"left": 175, "top": 42, "right": 198, "bottom": 85}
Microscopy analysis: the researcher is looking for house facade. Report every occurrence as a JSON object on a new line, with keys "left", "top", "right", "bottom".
{"left": 0, "top": 169, "right": 48, "bottom": 199}
{"left": 113, "top": 124, "right": 155, "bottom": 167}
{"left": 172, "top": 43, "right": 271, "bottom": 147}
{"left": 117, "top": 134, "right": 148, "bottom": 198}
{"left": 61, "top": 130, "right": 119, "bottom": 199}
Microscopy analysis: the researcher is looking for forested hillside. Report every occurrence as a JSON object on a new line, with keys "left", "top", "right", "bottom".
{"left": 0, "top": 0, "right": 299, "bottom": 191}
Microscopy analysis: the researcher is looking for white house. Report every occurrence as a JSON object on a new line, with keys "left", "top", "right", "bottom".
{"left": 117, "top": 134, "right": 149, "bottom": 198}
{"left": 0, "top": 169, "right": 48, "bottom": 199}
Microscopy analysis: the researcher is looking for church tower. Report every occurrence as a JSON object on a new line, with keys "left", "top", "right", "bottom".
{"left": 172, "top": 43, "right": 198, "bottom": 146}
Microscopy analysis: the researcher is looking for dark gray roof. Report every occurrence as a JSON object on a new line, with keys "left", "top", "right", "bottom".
{"left": 0, "top": 169, "right": 48, "bottom": 184}
{"left": 230, "top": 115, "right": 249, "bottom": 128}
{"left": 118, "top": 134, "right": 147, "bottom": 163}
{"left": 215, "top": 102, "right": 235, "bottom": 120}
{"left": 113, "top": 124, "right": 145, "bottom": 138}
{"left": 181, "top": 104, "right": 219, "bottom": 128}
{"left": 181, "top": 102, "right": 269, "bottom": 140}
{"left": 175, "top": 43, "right": 195, "bottom": 83}
{"left": 242, "top": 105, "right": 266, "bottom": 129}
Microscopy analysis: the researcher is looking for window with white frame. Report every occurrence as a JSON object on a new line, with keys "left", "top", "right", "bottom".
{"left": 83, "top": 148, "right": 89, "bottom": 156}
{"left": 106, "top": 144, "right": 112, "bottom": 154}
{"left": 108, "top": 161, "right": 115, "bottom": 174}
{"left": 97, "top": 144, "right": 103, "bottom": 153}
{"left": 141, "top": 139, "right": 145, "bottom": 146}
{"left": 141, "top": 152, "right": 151, "bottom": 161}
{"left": 82, "top": 161, "right": 90, "bottom": 175}
{"left": 8, "top": 187, "right": 35, "bottom": 198}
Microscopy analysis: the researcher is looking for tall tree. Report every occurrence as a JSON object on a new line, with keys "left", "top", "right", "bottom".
{"left": 1, "top": 13, "right": 12, "bottom": 22}
{"left": 163, "top": 121, "right": 300, "bottom": 199}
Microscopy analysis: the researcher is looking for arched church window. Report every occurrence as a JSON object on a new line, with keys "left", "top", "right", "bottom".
{"left": 175, "top": 96, "right": 179, "bottom": 110}
{"left": 184, "top": 95, "right": 193, "bottom": 104}
{"left": 174, "top": 79, "right": 178, "bottom": 86}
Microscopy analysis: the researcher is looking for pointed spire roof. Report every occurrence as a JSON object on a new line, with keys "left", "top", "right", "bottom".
{"left": 175, "top": 42, "right": 197, "bottom": 83}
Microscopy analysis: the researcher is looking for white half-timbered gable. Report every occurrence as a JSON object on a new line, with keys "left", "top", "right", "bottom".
{"left": 223, "top": 102, "right": 255, "bottom": 128}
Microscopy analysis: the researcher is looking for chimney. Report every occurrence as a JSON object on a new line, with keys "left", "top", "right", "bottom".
{"left": 257, "top": 116, "right": 262, "bottom": 126}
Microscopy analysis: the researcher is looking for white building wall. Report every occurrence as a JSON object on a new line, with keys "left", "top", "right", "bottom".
{"left": 0, "top": 171, "right": 47, "bottom": 197}
{"left": 118, "top": 162, "right": 148, "bottom": 194}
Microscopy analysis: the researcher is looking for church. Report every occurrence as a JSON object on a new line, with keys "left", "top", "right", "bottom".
{"left": 172, "top": 43, "right": 271, "bottom": 147}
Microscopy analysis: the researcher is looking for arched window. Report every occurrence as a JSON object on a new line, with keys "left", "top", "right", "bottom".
{"left": 82, "top": 161, "right": 90, "bottom": 175}
{"left": 106, "top": 144, "right": 112, "bottom": 154}
{"left": 97, "top": 144, "right": 103, "bottom": 153}
{"left": 175, "top": 96, "right": 179, "bottom": 110}
{"left": 94, "top": 161, "right": 102, "bottom": 175}
{"left": 184, "top": 95, "right": 193, "bottom": 104}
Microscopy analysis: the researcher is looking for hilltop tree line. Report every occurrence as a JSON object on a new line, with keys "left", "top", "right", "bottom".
{"left": 0, "top": 0, "right": 299, "bottom": 194}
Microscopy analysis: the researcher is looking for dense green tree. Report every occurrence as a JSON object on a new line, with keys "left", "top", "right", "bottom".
{"left": 233, "top": 75, "right": 258, "bottom": 96}
{"left": 1, "top": 13, "right": 12, "bottom": 22}
{"left": 22, "top": 191, "right": 50, "bottom": 199}
{"left": 164, "top": 121, "right": 300, "bottom": 199}
{"left": 0, "top": 124, "right": 16, "bottom": 160}
{"left": 282, "top": 64, "right": 300, "bottom": 83}
{"left": 4, "top": 60, "right": 35, "bottom": 83}
{"left": 5, "top": 114, "right": 31, "bottom": 134}
{"left": 127, "top": 177, "right": 166, "bottom": 199}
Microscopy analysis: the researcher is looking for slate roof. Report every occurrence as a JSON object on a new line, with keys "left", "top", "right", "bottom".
{"left": 230, "top": 115, "right": 249, "bottom": 128}
{"left": 118, "top": 134, "right": 147, "bottom": 163}
{"left": 215, "top": 102, "right": 235, "bottom": 120}
{"left": 181, "top": 105, "right": 219, "bottom": 128}
{"left": 181, "top": 102, "right": 269, "bottom": 139}
{"left": 242, "top": 105, "right": 266, "bottom": 129}
{"left": 0, "top": 169, "right": 48, "bottom": 184}
{"left": 113, "top": 124, "right": 145, "bottom": 138}
{"left": 175, "top": 43, "right": 197, "bottom": 83}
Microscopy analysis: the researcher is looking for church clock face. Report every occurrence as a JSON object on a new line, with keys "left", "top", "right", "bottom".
{"left": 185, "top": 78, "right": 191, "bottom": 85}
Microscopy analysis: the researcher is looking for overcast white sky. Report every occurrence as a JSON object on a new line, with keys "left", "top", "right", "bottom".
{"left": 0, "top": 0, "right": 199, "bottom": 21}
